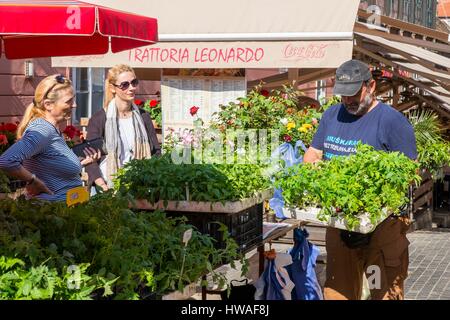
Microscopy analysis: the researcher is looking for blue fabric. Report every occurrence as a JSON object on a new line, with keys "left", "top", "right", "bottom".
{"left": 311, "top": 102, "right": 417, "bottom": 160}
{"left": 261, "top": 259, "right": 286, "bottom": 300}
{"left": 269, "top": 141, "right": 307, "bottom": 219}
{"left": 286, "top": 228, "right": 323, "bottom": 300}
{"left": 0, "top": 118, "right": 82, "bottom": 201}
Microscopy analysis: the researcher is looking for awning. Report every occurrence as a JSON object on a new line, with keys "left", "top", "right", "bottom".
{"left": 354, "top": 31, "right": 450, "bottom": 120}
{"left": 355, "top": 33, "right": 450, "bottom": 73}
{"left": 52, "top": 0, "right": 360, "bottom": 69}
{"left": 0, "top": 0, "right": 158, "bottom": 59}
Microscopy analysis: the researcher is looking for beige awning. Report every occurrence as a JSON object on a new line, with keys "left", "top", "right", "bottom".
{"left": 355, "top": 33, "right": 450, "bottom": 71}
{"left": 354, "top": 33, "right": 450, "bottom": 87}
{"left": 52, "top": 0, "right": 360, "bottom": 68}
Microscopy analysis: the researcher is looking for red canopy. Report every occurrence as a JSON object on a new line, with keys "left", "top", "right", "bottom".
{"left": 0, "top": 0, "right": 158, "bottom": 59}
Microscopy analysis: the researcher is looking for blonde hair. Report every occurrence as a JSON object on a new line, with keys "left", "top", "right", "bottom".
{"left": 104, "top": 64, "right": 136, "bottom": 108}
{"left": 17, "top": 74, "right": 73, "bottom": 139}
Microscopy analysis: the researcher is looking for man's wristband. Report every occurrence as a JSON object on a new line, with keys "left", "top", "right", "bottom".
{"left": 26, "top": 174, "right": 36, "bottom": 186}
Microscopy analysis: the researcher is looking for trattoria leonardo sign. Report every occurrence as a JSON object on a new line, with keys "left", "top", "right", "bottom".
{"left": 52, "top": 41, "right": 353, "bottom": 68}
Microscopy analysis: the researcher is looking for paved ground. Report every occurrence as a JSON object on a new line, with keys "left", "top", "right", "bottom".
{"left": 192, "top": 228, "right": 450, "bottom": 300}
{"left": 405, "top": 229, "right": 450, "bottom": 300}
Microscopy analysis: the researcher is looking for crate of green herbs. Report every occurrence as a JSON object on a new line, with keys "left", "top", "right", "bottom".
{"left": 275, "top": 144, "right": 421, "bottom": 233}
{"left": 114, "top": 154, "right": 272, "bottom": 252}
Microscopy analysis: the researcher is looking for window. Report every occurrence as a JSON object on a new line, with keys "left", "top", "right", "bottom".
{"left": 385, "top": 0, "right": 393, "bottom": 16}
{"left": 415, "top": 0, "right": 423, "bottom": 25}
{"left": 426, "top": 0, "right": 435, "bottom": 28}
{"left": 403, "top": 0, "right": 412, "bottom": 22}
{"left": 71, "top": 68, "right": 105, "bottom": 124}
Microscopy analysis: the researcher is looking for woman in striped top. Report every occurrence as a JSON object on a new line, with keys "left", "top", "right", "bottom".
{"left": 0, "top": 74, "right": 100, "bottom": 202}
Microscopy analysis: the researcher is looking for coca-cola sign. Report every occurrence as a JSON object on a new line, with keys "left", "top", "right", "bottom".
{"left": 282, "top": 43, "right": 336, "bottom": 61}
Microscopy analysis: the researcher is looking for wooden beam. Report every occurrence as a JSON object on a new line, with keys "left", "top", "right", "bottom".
{"left": 288, "top": 68, "right": 299, "bottom": 85}
{"left": 412, "top": 93, "right": 450, "bottom": 119}
{"left": 396, "top": 99, "right": 420, "bottom": 112}
{"left": 357, "top": 9, "right": 449, "bottom": 43}
{"left": 355, "top": 34, "right": 450, "bottom": 75}
{"left": 296, "top": 69, "right": 335, "bottom": 86}
{"left": 354, "top": 23, "right": 450, "bottom": 54}
{"left": 393, "top": 83, "right": 400, "bottom": 108}
{"left": 355, "top": 46, "right": 450, "bottom": 90}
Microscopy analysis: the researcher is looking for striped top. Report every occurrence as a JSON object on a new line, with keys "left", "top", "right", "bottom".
{"left": 0, "top": 118, "right": 82, "bottom": 201}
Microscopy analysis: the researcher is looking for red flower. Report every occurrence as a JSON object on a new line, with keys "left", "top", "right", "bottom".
{"left": 0, "top": 122, "right": 17, "bottom": 133}
{"left": 190, "top": 106, "right": 199, "bottom": 116}
{"left": 63, "top": 125, "right": 80, "bottom": 140}
{"left": 260, "top": 89, "right": 270, "bottom": 97}
{"left": 0, "top": 134, "right": 8, "bottom": 146}
{"left": 134, "top": 99, "right": 143, "bottom": 106}
{"left": 150, "top": 99, "right": 158, "bottom": 108}
{"left": 283, "top": 134, "right": 292, "bottom": 143}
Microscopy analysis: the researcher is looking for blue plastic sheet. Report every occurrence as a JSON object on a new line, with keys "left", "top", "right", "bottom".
{"left": 286, "top": 228, "right": 323, "bottom": 300}
{"left": 269, "top": 141, "right": 307, "bottom": 219}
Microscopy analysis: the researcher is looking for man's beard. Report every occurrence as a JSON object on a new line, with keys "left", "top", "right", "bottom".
{"left": 344, "top": 94, "right": 373, "bottom": 116}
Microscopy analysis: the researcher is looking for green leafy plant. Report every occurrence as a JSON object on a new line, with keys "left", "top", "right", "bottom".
{"left": 319, "top": 96, "right": 341, "bottom": 112}
{"left": 0, "top": 170, "right": 10, "bottom": 193}
{"left": 275, "top": 144, "right": 421, "bottom": 230}
{"left": 0, "top": 193, "right": 246, "bottom": 299}
{"left": 114, "top": 154, "right": 271, "bottom": 203}
{"left": 406, "top": 109, "right": 450, "bottom": 178}
{"left": 209, "top": 84, "right": 319, "bottom": 145}
{"left": 0, "top": 256, "right": 114, "bottom": 300}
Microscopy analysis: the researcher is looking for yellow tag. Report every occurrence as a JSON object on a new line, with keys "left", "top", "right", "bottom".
{"left": 66, "top": 186, "right": 90, "bottom": 206}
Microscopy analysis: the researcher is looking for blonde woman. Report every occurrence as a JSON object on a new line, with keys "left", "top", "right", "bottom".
{"left": 85, "top": 64, "right": 161, "bottom": 192}
{"left": 0, "top": 74, "right": 100, "bottom": 201}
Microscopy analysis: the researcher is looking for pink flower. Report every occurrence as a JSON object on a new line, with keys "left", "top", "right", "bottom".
{"left": 190, "top": 106, "right": 199, "bottom": 116}
{"left": 312, "top": 118, "right": 318, "bottom": 125}
{"left": 181, "top": 130, "right": 194, "bottom": 145}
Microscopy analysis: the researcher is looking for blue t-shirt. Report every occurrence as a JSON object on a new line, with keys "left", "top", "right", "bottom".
{"left": 0, "top": 118, "right": 82, "bottom": 201}
{"left": 311, "top": 102, "right": 417, "bottom": 160}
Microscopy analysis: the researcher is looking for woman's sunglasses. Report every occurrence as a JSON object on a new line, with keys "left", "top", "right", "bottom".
{"left": 42, "top": 75, "right": 68, "bottom": 100}
{"left": 113, "top": 78, "right": 139, "bottom": 91}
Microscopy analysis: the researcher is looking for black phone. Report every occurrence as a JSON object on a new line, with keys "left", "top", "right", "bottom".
{"left": 71, "top": 138, "right": 108, "bottom": 158}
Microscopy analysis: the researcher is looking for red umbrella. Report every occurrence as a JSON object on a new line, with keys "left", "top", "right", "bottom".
{"left": 0, "top": 0, "right": 158, "bottom": 59}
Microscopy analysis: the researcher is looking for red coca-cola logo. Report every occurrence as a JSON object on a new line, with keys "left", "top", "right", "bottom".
{"left": 282, "top": 43, "right": 330, "bottom": 61}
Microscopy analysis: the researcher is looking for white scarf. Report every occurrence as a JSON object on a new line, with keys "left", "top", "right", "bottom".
{"left": 104, "top": 98, "right": 151, "bottom": 187}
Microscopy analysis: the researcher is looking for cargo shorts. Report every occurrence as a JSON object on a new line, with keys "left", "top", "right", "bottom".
{"left": 323, "top": 215, "right": 410, "bottom": 300}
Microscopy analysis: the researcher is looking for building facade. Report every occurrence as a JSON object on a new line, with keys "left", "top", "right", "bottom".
{"left": 360, "top": 0, "right": 438, "bottom": 29}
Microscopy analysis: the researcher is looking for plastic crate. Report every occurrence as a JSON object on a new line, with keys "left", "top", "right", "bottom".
{"left": 164, "top": 202, "right": 263, "bottom": 253}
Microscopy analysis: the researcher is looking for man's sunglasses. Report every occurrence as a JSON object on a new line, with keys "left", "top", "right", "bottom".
{"left": 113, "top": 78, "right": 139, "bottom": 91}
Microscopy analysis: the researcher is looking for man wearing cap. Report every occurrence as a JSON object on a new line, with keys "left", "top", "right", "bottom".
{"left": 304, "top": 59, "right": 417, "bottom": 300}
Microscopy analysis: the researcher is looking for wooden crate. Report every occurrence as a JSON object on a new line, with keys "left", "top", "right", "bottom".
{"left": 409, "top": 170, "right": 434, "bottom": 231}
